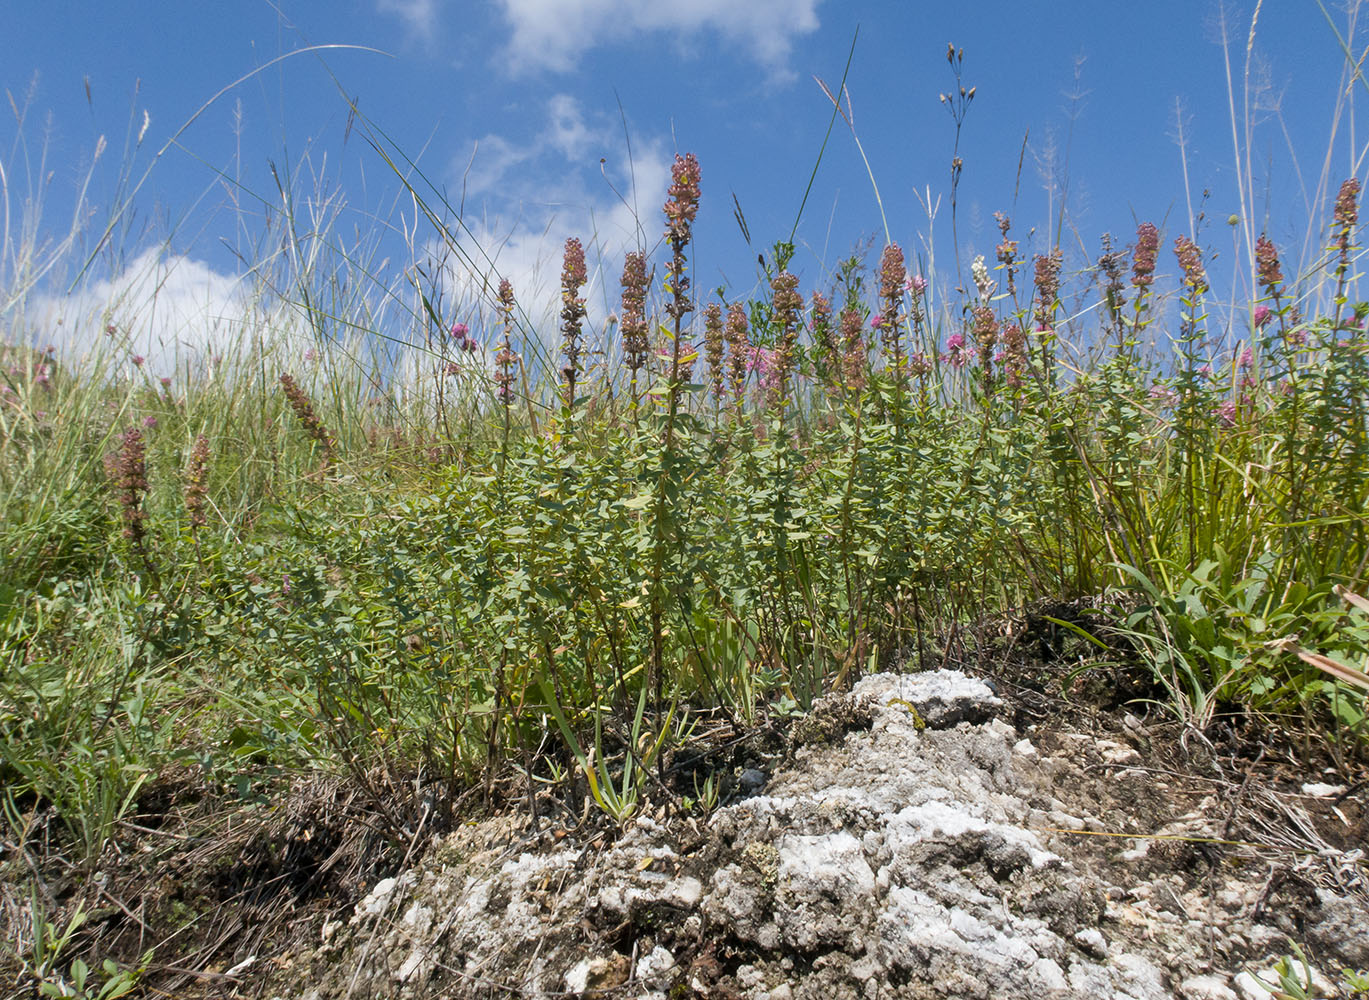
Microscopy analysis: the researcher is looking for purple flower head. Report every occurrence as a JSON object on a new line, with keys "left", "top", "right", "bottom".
{"left": 131, "top": 355, "right": 145, "bottom": 368}
{"left": 1131, "top": 223, "right": 1160, "bottom": 289}
{"left": 869, "top": 313, "right": 884, "bottom": 331}
{"left": 1238, "top": 348, "right": 1253, "bottom": 369}
{"left": 142, "top": 415, "right": 158, "bottom": 429}
{"left": 908, "top": 274, "right": 928, "bottom": 294}
{"left": 160, "top": 376, "right": 172, "bottom": 389}
{"left": 1215, "top": 399, "right": 1238, "bottom": 427}
{"left": 1255, "top": 235, "right": 1283, "bottom": 289}
{"left": 1253, "top": 305, "right": 1272, "bottom": 328}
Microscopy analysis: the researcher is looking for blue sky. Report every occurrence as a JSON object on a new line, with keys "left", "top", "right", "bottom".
{"left": 5, "top": 1, "right": 1367, "bottom": 364}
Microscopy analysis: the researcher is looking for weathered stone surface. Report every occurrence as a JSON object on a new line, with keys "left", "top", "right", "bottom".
{"left": 284, "top": 671, "right": 1368, "bottom": 999}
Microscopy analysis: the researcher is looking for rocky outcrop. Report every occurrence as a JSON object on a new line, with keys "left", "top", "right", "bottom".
{"left": 285, "top": 670, "right": 1368, "bottom": 999}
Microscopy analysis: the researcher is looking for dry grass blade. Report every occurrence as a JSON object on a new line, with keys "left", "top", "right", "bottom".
{"left": 1334, "top": 584, "right": 1369, "bottom": 616}
{"left": 1295, "top": 647, "right": 1369, "bottom": 691}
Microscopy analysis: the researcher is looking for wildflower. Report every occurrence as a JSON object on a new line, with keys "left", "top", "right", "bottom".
{"left": 106, "top": 426, "right": 149, "bottom": 544}
{"left": 995, "top": 212, "right": 1019, "bottom": 294}
{"left": 971, "top": 305, "right": 998, "bottom": 366}
{"left": 1000, "top": 322, "right": 1028, "bottom": 387}
{"left": 160, "top": 376, "right": 172, "bottom": 390}
{"left": 1173, "top": 235, "right": 1208, "bottom": 295}
{"left": 725, "top": 303, "right": 750, "bottom": 401}
{"left": 869, "top": 313, "right": 884, "bottom": 331}
{"left": 771, "top": 271, "right": 803, "bottom": 394}
{"left": 620, "top": 251, "right": 649, "bottom": 381}
{"left": 1255, "top": 235, "right": 1283, "bottom": 290}
{"left": 1131, "top": 223, "right": 1159, "bottom": 288}
{"left": 663, "top": 152, "right": 702, "bottom": 247}
{"left": 944, "top": 331, "right": 969, "bottom": 368}
{"left": 908, "top": 274, "right": 928, "bottom": 294}
{"left": 279, "top": 373, "right": 336, "bottom": 458}
{"left": 444, "top": 362, "right": 461, "bottom": 376}
{"left": 1253, "top": 305, "right": 1272, "bottom": 328}
{"left": 1033, "top": 249, "right": 1063, "bottom": 330}
{"left": 810, "top": 292, "right": 837, "bottom": 379}
{"left": 184, "top": 433, "right": 210, "bottom": 529}
{"left": 877, "top": 243, "right": 907, "bottom": 370}
{"left": 971, "top": 254, "right": 995, "bottom": 300}
{"left": 1215, "top": 399, "right": 1238, "bottom": 427}
{"left": 839, "top": 306, "right": 865, "bottom": 391}
{"left": 1099, "top": 234, "right": 1127, "bottom": 317}
{"left": 131, "top": 355, "right": 145, "bottom": 368}
{"left": 142, "top": 415, "right": 158, "bottom": 429}
{"left": 304, "top": 348, "right": 318, "bottom": 363}
{"left": 879, "top": 243, "right": 906, "bottom": 305}
{"left": 560, "top": 237, "right": 588, "bottom": 406}
{"left": 495, "top": 279, "right": 517, "bottom": 405}
{"left": 1334, "top": 178, "right": 1360, "bottom": 231}
{"left": 1238, "top": 347, "right": 1253, "bottom": 369}
{"left": 704, "top": 303, "right": 725, "bottom": 400}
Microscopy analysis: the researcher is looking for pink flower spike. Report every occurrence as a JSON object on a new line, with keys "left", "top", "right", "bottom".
{"left": 1253, "top": 305, "right": 1272, "bottom": 328}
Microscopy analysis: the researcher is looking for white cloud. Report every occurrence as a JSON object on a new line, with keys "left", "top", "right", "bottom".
{"left": 376, "top": 0, "right": 439, "bottom": 37}
{"left": 496, "top": 0, "right": 820, "bottom": 77}
{"left": 28, "top": 248, "right": 311, "bottom": 378}
{"left": 444, "top": 95, "right": 672, "bottom": 344}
